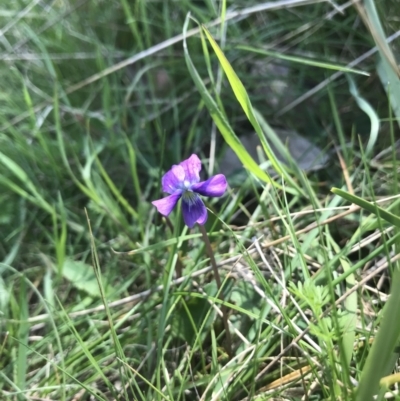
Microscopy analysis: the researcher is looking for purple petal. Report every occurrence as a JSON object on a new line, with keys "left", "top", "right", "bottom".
{"left": 192, "top": 174, "right": 227, "bottom": 197}
{"left": 179, "top": 154, "right": 202, "bottom": 185}
{"left": 161, "top": 165, "right": 185, "bottom": 194}
{"left": 181, "top": 193, "right": 207, "bottom": 228}
{"left": 152, "top": 193, "right": 181, "bottom": 216}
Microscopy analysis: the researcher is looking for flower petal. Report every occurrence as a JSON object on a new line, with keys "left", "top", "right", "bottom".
{"left": 181, "top": 193, "right": 207, "bottom": 228}
{"left": 191, "top": 174, "right": 227, "bottom": 197}
{"left": 161, "top": 165, "right": 185, "bottom": 194}
{"left": 152, "top": 193, "right": 181, "bottom": 216}
{"left": 179, "top": 154, "right": 202, "bottom": 185}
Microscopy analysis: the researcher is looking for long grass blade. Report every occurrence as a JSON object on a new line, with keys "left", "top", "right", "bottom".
{"left": 238, "top": 45, "right": 369, "bottom": 76}
{"left": 331, "top": 188, "right": 400, "bottom": 228}
{"left": 201, "top": 25, "right": 305, "bottom": 196}
{"left": 183, "top": 14, "right": 278, "bottom": 187}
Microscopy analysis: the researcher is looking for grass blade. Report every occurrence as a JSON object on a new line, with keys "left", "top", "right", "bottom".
{"left": 347, "top": 76, "right": 379, "bottom": 156}
{"left": 355, "top": 269, "right": 400, "bottom": 401}
{"left": 201, "top": 24, "right": 305, "bottom": 196}
{"left": 331, "top": 188, "right": 400, "bottom": 228}
{"left": 237, "top": 45, "right": 370, "bottom": 76}
{"left": 16, "top": 278, "right": 28, "bottom": 400}
{"left": 183, "top": 14, "right": 277, "bottom": 187}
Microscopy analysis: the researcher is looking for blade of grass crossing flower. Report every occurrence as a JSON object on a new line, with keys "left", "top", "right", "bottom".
{"left": 201, "top": 25, "right": 304, "bottom": 196}
{"left": 331, "top": 188, "right": 400, "bottom": 228}
{"left": 183, "top": 15, "right": 278, "bottom": 187}
{"left": 347, "top": 76, "right": 379, "bottom": 156}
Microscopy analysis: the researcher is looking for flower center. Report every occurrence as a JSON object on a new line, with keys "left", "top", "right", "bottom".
{"left": 181, "top": 190, "right": 198, "bottom": 206}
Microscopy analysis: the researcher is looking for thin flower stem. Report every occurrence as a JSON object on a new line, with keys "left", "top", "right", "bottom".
{"left": 165, "top": 217, "right": 183, "bottom": 279}
{"left": 198, "top": 224, "right": 233, "bottom": 359}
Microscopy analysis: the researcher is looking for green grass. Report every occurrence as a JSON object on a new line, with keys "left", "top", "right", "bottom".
{"left": 1, "top": 0, "right": 400, "bottom": 400}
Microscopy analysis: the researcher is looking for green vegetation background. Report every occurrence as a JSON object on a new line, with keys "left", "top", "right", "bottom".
{"left": 0, "top": 0, "right": 399, "bottom": 400}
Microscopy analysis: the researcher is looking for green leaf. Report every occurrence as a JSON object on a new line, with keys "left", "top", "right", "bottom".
{"left": 377, "top": 56, "right": 400, "bottom": 129}
{"left": 331, "top": 188, "right": 400, "bottom": 228}
{"left": 339, "top": 258, "right": 357, "bottom": 369}
{"left": 171, "top": 294, "right": 215, "bottom": 345}
{"left": 183, "top": 15, "right": 277, "bottom": 187}
{"left": 17, "top": 278, "right": 28, "bottom": 396}
{"left": 359, "top": 0, "right": 400, "bottom": 129}
{"left": 61, "top": 259, "right": 105, "bottom": 298}
{"left": 201, "top": 24, "right": 304, "bottom": 196}
{"left": 237, "top": 45, "right": 370, "bottom": 76}
{"left": 347, "top": 76, "right": 379, "bottom": 155}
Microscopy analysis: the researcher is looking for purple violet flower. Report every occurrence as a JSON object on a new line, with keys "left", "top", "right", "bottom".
{"left": 152, "top": 154, "right": 227, "bottom": 228}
